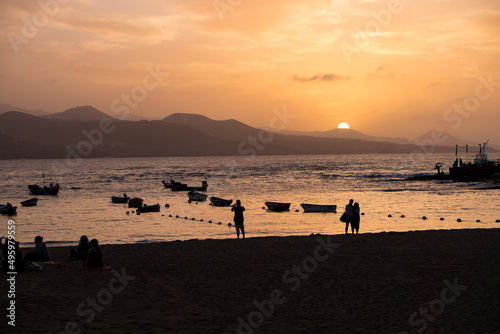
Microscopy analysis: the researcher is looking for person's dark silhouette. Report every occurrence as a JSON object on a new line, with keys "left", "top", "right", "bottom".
{"left": 344, "top": 199, "right": 354, "bottom": 234}
{"left": 231, "top": 200, "right": 246, "bottom": 239}
{"left": 351, "top": 202, "right": 360, "bottom": 234}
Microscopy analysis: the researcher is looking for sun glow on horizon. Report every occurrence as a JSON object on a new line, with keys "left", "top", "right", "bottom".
{"left": 338, "top": 122, "right": 350, "bottom": 129}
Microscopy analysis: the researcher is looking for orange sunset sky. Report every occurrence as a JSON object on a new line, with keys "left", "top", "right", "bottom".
{"left": 1, "top": 0, "right": 500, "bottom": 143}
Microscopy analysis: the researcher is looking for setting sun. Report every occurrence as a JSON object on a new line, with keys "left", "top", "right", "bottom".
{"left": 338, "top": 122, "right": 350, "bottom": 129}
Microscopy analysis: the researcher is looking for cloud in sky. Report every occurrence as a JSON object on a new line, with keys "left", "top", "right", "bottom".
{"left": 0, "top": 0, "right": 499, "bottom": 142}
{"left": 289, "top": 74, "right": 350, "bottom": 82}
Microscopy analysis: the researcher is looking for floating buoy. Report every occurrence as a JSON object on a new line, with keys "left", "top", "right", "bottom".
{"left": 496, "top": 219, "right": 500, "bottom": 223}
{"left": 334, "top": 211, "right": 337, "bottom": 213}
{"left": 191, "top": 218, "right": 195, "bottom": 221}
{"left": 175, "top": 215, "right": 179, "bottom": 218}
{"left": 132, "top": 211, "right": 135, "bottom": 213}
{"left": 188, "top": 200, "right": 192, "bottom": 204}
{"left": 169, "top": 215, "right": 172, "bottom": 217}
{"left": 227, "top": 223, "right": 232, "bottom": 226}
{"left": 217, "top": 222, "right": 222, "bottom": 225}
{"left": 209, "top": 203, "right": 213, "bottom": 206}
{"left": 422, "top": 216, "right": 427, "bottom": 220}
{"left": 361, "top": 212, "right": 365, "bottom": 216}
{"left": 476, "top": 219, "right": 481, "bottom": 222}
{"left": 162, "top": 214, "right": 164, "bottom": 217}
{"left": 208, "top": 220, "right": 212, "bottom": 223}
{"left": 295, "top": 209, "right": 299, "bottom": 212}
{"left": 137, "top": 212, "right": 140, "bottom": 215}
{"left": 388, "top": 214, "right": 392, "bottom": 218}
{"left": 400, "top": 215, "right": 405, "bottom": 218}
{"left": 457, "top": 218, "right": 462, "bottom": 222}
{"left": 126, "top": 211, "right": 129, "bottom": 214}
{"left": 200, "top": 219, "right": 204, "bottom": 222}
{"left": 195, "top": 202, "right": 198, "bottom": 205}
{"left": 440, "top": 217, "right": 444, "bottom": 220}
{"left": 262, "top": 207, "right": 265, "bottom": 210}
{"left": 165, "top": 204, "right": 170, "bottom": 208}
{"left": 184, "top": 217, "right": 188, "bottom": 219}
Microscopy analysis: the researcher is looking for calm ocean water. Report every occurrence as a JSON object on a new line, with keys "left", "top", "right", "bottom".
{"left": 1, "top": 153, "right": 499, "bottom": 247}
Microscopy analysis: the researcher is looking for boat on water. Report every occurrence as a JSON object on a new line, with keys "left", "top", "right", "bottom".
{"left": 128, "top": 197, "right": 143, "bottom": 208}
{"left": 20, "top": 198, "right": 38, "bottom": 207}
{"left": 162, "top": 178, "right": 208, "bottom": 191}
{"left": 111, "top": 195, "right": 130, "bottom": 203}
{"left": 209, "top": 197, "right": 233, "bottom": 207}
{"left": 137, "top": 204, "right": 160, "bottom": 213}
{"left": 188, "top": 191, "right": 208, "bottom": 202}
{"left": 0, "top": 203, "right": 17, "bottom": 215}
{"left": 28, "top": 184, "right": 59, "bottom": 195}
{"left": 408, "top": 141, "right": 500, "bottom": 181}
{"left": 300, "top": 203, "right": 337, "bottom": 212}
{"left": 265, "top": 201, "right": 291, "bottom": 211}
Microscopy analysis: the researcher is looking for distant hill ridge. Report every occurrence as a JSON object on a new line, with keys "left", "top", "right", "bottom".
{"left": 44, "top": 105, "right": 116, "bottom": 121}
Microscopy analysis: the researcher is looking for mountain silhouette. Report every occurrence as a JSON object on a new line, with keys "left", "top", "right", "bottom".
{"left": 44, "top": 105, "right": 116, "bottom": 121}
{"left": 279, "top": 128, "right": 410, "bottom": 144}
{"left": 0, "top": 103, "right": 49, "bottom": 116}
{"left": 0, "top": 110, "right": 460, "bottom": 160}
{"left": 163, "top": 113, "right": 260, "bottom": 142}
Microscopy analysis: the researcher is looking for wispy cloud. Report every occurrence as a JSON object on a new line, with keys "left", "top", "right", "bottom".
{"left": 289, "top": 74, "right": 350, "bottom": 82}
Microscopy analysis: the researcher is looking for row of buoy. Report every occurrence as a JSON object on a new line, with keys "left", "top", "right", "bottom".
{"left": 388, "top": 214, "right": 499, "bottom": 223}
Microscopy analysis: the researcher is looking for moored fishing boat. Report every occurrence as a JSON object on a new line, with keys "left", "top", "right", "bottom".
{"left": 20, "top": 198, "right": 38, "bottom": 207}
{"left": 111, "top": 195, "right": 130, "bottom": 203}
{"left": 300, "top": 203, "right": 337, "bottom": 212}
{"left": 28, "top": 184, "right": 59, "bottom": 195}
{"left": 188, "top": 191, "right": 208, "bottom": 202}
{"left": 162, "top": 178, "right": 208, "bottom": 191}
{"left": 265, "top": 201, "right": 291, "bottom": 211}
{"left": 128, "top": 197, "right": 143, "bottom": 208}
{"left": 137, "top": 204, "right": 160, "bottom": 213}
{"left": 0, "top": 203, "right": 17, "bottom": 215}
{"left": 209, "top": 197, "right": 233, "bottom": 207}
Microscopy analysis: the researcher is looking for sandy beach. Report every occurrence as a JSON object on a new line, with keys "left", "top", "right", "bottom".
{"left": 2, "top": 228, "right": 499, "bottom": 333}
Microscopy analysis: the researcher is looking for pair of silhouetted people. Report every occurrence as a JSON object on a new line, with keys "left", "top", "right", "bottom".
{"left": 231, "top": 200, "right": 245, "bottom": 239}
{"left": 344, "top": 199, "right": 360, "bottom": 234}
{"left": 70, "top": 235, "right": 103, "bottom": 268}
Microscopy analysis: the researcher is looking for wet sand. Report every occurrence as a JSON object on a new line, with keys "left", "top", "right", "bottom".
{"left": 3, "top": 228, "right": 499, "bottom": 333}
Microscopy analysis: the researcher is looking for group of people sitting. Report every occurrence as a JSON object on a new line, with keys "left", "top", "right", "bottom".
{"left": 0, "top": 235, "right": 103, "bottom": 273}
{"left": 69, "top": 235, "right": 104, "bottom": 269}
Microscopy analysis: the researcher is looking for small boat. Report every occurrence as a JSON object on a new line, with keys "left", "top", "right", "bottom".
{"left": 265, "top": 201, "right": 291, "bottom": 211}
{"left": 209, "top": 197, "right": 233, "bottom": 207}
{"left": 21, "top": 198, "right": 38, "bottom": 207}
{"left": 0, "top": 204, "right": 17, "bottom": 215}
{"left": 188, "top": 191, "right": 208, "bottom": 202}
{"left": 28, "top": 184, "right": 59, "bottom": 195}
{"left": 111, "top": 195, "right": 130, "bottom": 204}
{"left": 300, "top": 203, "right": 337, "bottom": 213}
{"left": 137, "top": 204, "right": 160, "bottom": 213}
{"left": 128, "top": 197, "right": 143, "bottom": 208}
{"left": 162, "top": 178, "right": 208, "bottom": 191}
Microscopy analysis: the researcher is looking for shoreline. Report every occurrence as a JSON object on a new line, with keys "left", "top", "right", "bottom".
{"left": 16, "top": 226, "right": 500, "bottom": 248}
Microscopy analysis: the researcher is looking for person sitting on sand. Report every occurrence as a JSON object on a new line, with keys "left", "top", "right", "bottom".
{"left": 24, "top": 236, "right": 51, "bottom": 262}
{"left": 83, "top": 239, "right": 104, "bottom": 269}
{"left": 351, "top": 202, "right": 360, "bottom": 234}
{"left": 344, "top": 199, "right": 354, "bottom": 234}
{"left": 70, "top": 235, "right": 90, "bottom": 261}
{"left": 231, "top": 200, "right": 246, "bottom": 239}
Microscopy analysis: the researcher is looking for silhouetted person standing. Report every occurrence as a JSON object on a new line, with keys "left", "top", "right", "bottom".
{"left": 231, "top": 200, "right": 246, "bottom": 239}
{"left": 344, "top": 199, "right": 354, "bottom": 234}
{"left": 351, "top": 202, "right": 360, "bottom": 234}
